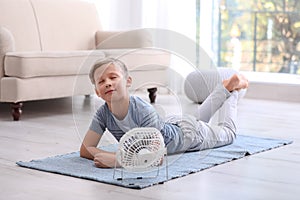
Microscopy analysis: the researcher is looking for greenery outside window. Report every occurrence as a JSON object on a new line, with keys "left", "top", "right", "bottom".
{"left": 219, "top": 0, "right": 300, "bottom": 75}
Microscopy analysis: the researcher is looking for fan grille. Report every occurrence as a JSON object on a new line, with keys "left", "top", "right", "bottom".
{"left": 117, "top": 127, "right": 166, "bottom": 171}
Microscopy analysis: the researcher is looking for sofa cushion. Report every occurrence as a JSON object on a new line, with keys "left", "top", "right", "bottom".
{"left": 1, "top": 75, "right": 93, "bottom": 102}
{"left": 4, "top": 50, "right": 105, "bottom": 78}
{"left": 130, "top": 69, "right": 169, "bottom": 91}
{"left": 102, "top": 49, "right": 170, "bottom": 71}
{"left": 96, "top": 29, "right": 152, "bottom": 49}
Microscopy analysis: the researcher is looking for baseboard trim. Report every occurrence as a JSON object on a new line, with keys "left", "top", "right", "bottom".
{"left": 243, "top": 72, "right": 300, "bottom": 102}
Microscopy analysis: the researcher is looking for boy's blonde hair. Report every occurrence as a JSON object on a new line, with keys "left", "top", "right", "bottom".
{"left": 89, "top": 57, "right": 129, "bottom": 85}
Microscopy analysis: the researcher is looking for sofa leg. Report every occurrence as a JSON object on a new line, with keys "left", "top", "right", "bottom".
{"left": 147, "top": 87, "right": 157, "bottom": 103}
{"left": 11, "top": 102, "right": 23, "bottom": 121}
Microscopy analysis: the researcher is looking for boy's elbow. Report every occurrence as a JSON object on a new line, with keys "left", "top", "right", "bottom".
{"left": 80, "top": 144, "right": 88, "bottom": 158}
{"left": 79, "top": 145, "right": 84, "bottom": 158}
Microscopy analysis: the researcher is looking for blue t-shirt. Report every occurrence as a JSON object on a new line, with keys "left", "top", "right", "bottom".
{"left": 89, "top": 96, "right": 183, "bottom": 153}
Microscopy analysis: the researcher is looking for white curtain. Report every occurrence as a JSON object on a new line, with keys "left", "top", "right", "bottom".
{"left": 142, "top": 0, "right": 196, "bottom": 41}
{"left": 94, "top": 0, "right": 195, "bottom": 39}
{"left": 94, "top": 0, "right": 141, "bottom": 30}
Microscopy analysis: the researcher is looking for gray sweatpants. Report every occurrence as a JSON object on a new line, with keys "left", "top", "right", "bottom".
{"left": 166, "top": 84, "right": 239, "bottom": 153}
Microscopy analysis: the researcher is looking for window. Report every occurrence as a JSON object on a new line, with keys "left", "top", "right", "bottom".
{"left": 219, "top": 0, "right": 300, "bottom": 74}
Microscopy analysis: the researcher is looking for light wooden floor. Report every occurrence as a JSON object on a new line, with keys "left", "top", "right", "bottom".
{"left": 0, "top": 92, "right": 299, "bottom": 200}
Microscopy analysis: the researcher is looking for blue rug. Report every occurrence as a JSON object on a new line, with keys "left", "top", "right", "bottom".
{"left": 16, "top": 135, "right": 292, "bottom": 189}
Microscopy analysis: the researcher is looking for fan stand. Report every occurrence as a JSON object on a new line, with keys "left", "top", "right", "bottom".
{"left": 113, "top": 151, "right": 169, "bottom": 181}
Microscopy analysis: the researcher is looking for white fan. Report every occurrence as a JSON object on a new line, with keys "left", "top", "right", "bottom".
{"left": 116, "top": 127, "right": 166, "bottom": 172}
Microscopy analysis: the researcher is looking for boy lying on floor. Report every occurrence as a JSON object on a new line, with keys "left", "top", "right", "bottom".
{"left": 80, "top": 58, "right": 248, "bottom": 168}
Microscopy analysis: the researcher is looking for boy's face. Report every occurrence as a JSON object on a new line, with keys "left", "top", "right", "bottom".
{"left": 93, "top": 63, "right": 132, "bottom": 103}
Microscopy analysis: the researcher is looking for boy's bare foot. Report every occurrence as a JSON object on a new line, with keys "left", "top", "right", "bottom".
{"left": 223, "top": 74, "right": 249, "bottom": 92}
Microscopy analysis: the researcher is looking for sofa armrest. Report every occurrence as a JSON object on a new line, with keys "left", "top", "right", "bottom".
{"left": 95, "top": 29, "right": 153, "bottom": 49}
{"left": 0, "top": 26, "right": 15, "bottom": 78}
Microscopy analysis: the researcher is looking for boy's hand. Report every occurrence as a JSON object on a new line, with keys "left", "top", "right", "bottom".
{"left": 93, "top": 151, "right": 116, "bottom": 168}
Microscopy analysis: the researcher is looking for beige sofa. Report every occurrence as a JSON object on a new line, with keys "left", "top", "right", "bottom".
{"left": 0, "top": 0, "right": 170, "bottom": 120}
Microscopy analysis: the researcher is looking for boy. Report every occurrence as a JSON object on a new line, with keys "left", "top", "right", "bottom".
{"left": 80, "top": 58, "right": 248, "bottom": 168}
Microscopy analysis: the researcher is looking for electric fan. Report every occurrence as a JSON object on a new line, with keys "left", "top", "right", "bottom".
{"left": 115, "top": 127, "right": 167, "bottom": 177}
